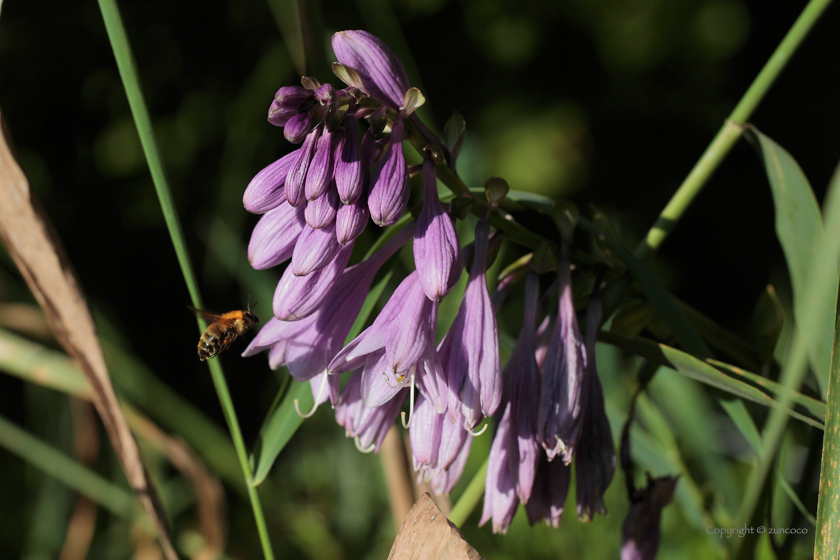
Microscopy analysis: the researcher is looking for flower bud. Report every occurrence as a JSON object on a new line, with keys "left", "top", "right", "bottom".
{"left": 247, "top": 203, "right": 306, "bottom": 269}
{"left": 335, "top": 196, "right": 369, "bottom": 245}
{"left": 285, "top": 127, "right": 319, "bottom": 207}
{"left": 305, "top": 129, "right": 335, "bottom": 201}
{"left": 304, "top": 184, "right": 340, "bottom": 229}
{"left": 369, "top": 121, "right": 409, "bottom": 226}
{"left": 331, "top": 30, "right": 410, "bottom": 109}
{"left": 334, "top": 116, "right": 364, "bottom": 204}
{"left": 290, "top": 221, "right": 342, "bottom": 276}
{"left": 243, "top": 151, "right": 296, "bottom": 213}
{"left": 283, "top": 112, "right": 313, "bottom": 144}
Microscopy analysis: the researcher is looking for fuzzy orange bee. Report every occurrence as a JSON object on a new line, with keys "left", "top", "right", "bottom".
{"left": 190, "top": 303, "right": 259, "bottom": 361}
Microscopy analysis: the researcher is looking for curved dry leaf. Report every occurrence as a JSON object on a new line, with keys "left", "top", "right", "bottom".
{"left": 0, "top": 112, "right": 178, "bottom": 560}
{"left": 388, "top": 494, "right": 483, "bottom": 560}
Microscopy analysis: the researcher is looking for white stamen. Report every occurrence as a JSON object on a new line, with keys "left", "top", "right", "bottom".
{"left": 294, "top": 373, "right": 329, "bottom": 418}
{"left": 355, "top": 437, "right": 375, "bottom": 453}
{"left": 468, "top": 423, "right": 489, "bottom": 437}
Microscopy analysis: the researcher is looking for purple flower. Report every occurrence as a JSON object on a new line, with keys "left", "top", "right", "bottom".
{"left": 268, "top": 86, "right": 314, "bottom": 128}
{"left": 439, "top": 220, "right": 500, "bottom": 430}
{"left": 283, "top": 112, "right": 314, "bottom": 144}
{"left": 329, "top": 270, "right": 446, "bottom": 412}
{"left": 244, "top": 225, "right": 414, "bottom": 390}
{"left": 334, "top": 113, "right": 363, "bottom": 204}
{"left": 430, "top": 421, "right": 471, "bottom": 495}
{"left": 336, "top": 373, "right": 408, "bottom": 453}
{"left": 414, "top": 156, "right": 462, "bottom": 302}
{"left": 332, "top": 30, "right": 411, "bottom": 110}
{"left": 575, "top": 296, "right": 616, "bottom": 521}
{"left": 290, "top": 220, "right": 342, "bottom": 276}
{"left": 524, "top": 454, "right": 571, "bottom": 528}
{"left": 410, "top": 393, "right": 443, "bottom": 476}
{"left": 537, "top": 242, "right": 585, "bottom": 464}
{"left": 273, "top": 241, "right": 354, "bottom": 320}
{"left": 243, "top": 151, "right": 297, "bottom": 214}
{"left": 480, "top": 404, "right": 518, "bottom": 534}
{"left": 410, "top": 394, "right": 473, "bottom": 494}
{"left": 368, "top": 120, "right": 410, "bottom": 226}
{"left": 507, "top": 273, "right": 541, "bottom": 504}
{"left": 285, "top": 126, "right": 320, "bottom": 206}
{"left": 336, "top": 195, "right": 369, "bottom": 246}
{"left": 247, "top": 202, "right": 306, "bottom": 270}
{"left": 621, "top": 476, "right": 678, "bottom": 560}
{"left": 305, "top": 128, "right": 335, "bottom": 201}
{"left": 304, "top": 182, "right": 340, "bottom": 229}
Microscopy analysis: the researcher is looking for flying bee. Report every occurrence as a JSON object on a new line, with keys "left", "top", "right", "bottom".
{"left": 190, "top": 302, "right": 259, "bottom": 361}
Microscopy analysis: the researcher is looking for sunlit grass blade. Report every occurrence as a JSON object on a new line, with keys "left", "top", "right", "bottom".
{"left": 747, "top": 126, "right": 833, "bottom": 395}
{"left": 95, "top": 1, "right": 275, "bottom": 557}
{"left": 736, "top": 155, "right": 840, "bottom": 544}
{"left": 251, "top": 267, "right": 395, "bottom": 486}
{"left": 0, "top": 413, "right": 134, "bottom": 517}
{"left": 815, "top": 273, "right": 840, "bottom": 556}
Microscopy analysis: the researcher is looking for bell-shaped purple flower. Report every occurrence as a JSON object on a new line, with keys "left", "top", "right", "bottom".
{"left": 334, "top": 115, "right": 364, "bottom": 204}
{"left": 330, "top": 271, "right": 446, "bottom": 412}
{"left": 243, "top": 151, "right": 297, "bottom": 214}
{"left": 336, "top": 195, "right": 369, "bottom": 245}
{"left": 480, "top": 404, "right": 518, "bottom": 534}
{"left": 621, "top": 475, "right": 678, "bottom": 560}
{"left": 273, "top": 241, "right": 354, "bottom": 320}
{"left": 438, "top": 220, "right": 500, "bottom": 430}
{"left": 285, "top": 126, "right": 320, "bottom": 206}
{"left": 414, "top": 156, "right": 462, "bottom": 302}
{"left": 507, "top": 273, "right": 542, "bottom": 504}
{"left": 575, "top": 296, "right": 616, "bottom": 521}
{"left": 304, "top": 183, "right": 339, "bottom": 229}
{"left": 245, "top": 225, "right": 414, "bottom": 388}
{"left": 332, "top": 30, "right": 410, "bottom": 109}
{"left": 537, "top": 242, "right": 585, "bottom": 464}
{"left": 524, "top": 454, "right": 571, "bottom": 528}
{"left": 305, "top": 128, "right": 335, "bottom": 201}
{"left": 430, "top": 421, "right": 471, "bottom": 496}
{"left": 290, "top": 221, "right": 342, "bottom": 276}
{"left": 410, "top": 394, "right": 443, "bottom": 476}
{"left": 368, "top": 121, "right": 409, "bottom": 226}
{"left": 247, "top": 202, "right": 306, "bottom": 270}
{"left": 336, "top": 373, "right": 408, "bottom": 453}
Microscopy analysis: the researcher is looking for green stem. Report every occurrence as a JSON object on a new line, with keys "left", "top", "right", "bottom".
{"left": 814, "top": 280, "right": 840, "bottom": 558}
{"left": 0, "top": 414, "right": 134, "bottom": 517}
{"left": 448, "top": 458, "right": 488, "bottom": 527}
{"left": 95, "top": 2, "right": 275, "bottom": 558}
{"left": 635, "top": 0, "right": 834, "bottom": 261}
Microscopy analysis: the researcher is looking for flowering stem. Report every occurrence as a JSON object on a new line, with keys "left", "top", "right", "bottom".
{"left": 96, "top": 1, "right": 275, "bottom": 558}
{"left": 448, "top": 457, "right": 488, "bottom": 527}
{"left": 634, "top": 0, "right": 834, "bottom": 262}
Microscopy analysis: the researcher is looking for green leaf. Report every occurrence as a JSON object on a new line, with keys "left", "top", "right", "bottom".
{"left": 599, "top": 332, "right": 824, "bottom": 429}
{"left": 250, "top": 269, "right": 395, "bottom": 486}
{"left": 747, "top": 126, "right": 834, "bottom": 394}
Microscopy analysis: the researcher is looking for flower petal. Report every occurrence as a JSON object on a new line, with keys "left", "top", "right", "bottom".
{"left": 247, "top": 203, "right": 306, "bottom": 270}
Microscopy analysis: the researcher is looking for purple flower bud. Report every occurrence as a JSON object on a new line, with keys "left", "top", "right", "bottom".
{"left": 538, "top": 242, "right": 585, "bottom": 464}
{"left": 273, "top": 241, "right": 354, "bottom": 320}
{"left": 430, "top": 422, "right": 471, "bottom": 495}
{"left": 290, "top": 221, "right": 343, "bottom": 276}
{"left": 621, "top": 476, "right": 678, "bottom": 560}
{"left": 335, "top": 195, "right": 369, "bottom": 245}
{"left": 286, "top": 127, "right": 319, "bottom": 206}
{"left": 243, "top": 151, "right": 297, "bottom": 214}
{"left": 410, "top": 394, "right": 443, "bottom": 475}
{"left": 575, "top": 296, "right": 616, "bottom": 521}
{"left": 369, "top": 121, "right": 409, "bottom": 226}
{"left": 524, "top": 455, "right": 571, "bottom": 528}
{"left": 480, "top": 403, "right": 518, "bottom": 534}
{"left": 314, "top": 83, "right": 335, "bottom": 105}
{"left": 247, "top": 203, "right": 306, "bottom": 269}
{"left": 305, "top": 129, "right": 335, "bottom": 201}
{"left": 283, "top": 112, "right": 313, "bottom": 144}
{"left": 414, "top": 157, "right": 462, "bottom": 302}
{"left": 336, "top": 373, "right": 408, "bottom": 453}
{"left": 268, "top": 101, "right": 297, "bottom": 128}
{"left": 332, "top": 30, "right": 410, "bottom": 109}
{"left": 275, "top": 85, "right": 314, "bottom": 110}
{"left": 507, "top": 273, "right": 541, "bottom": 504}
{"left": 334, "top": 116, "right": 364, "bottom": 204}
{"left": 439, "top": 220, "right": 500, "bottom": 429}
{"left": 304, "top": 183, "right": 340, "bottom": 229}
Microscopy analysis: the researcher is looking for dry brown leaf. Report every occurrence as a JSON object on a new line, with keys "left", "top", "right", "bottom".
{"left": 60, "top": 400, "right": 99, "bottom": 560}
{"left": 387, "top": 494, "right": 483, "bottom": 560}
{"left": 0, "top": 112, "right": 178, "bottom": 560}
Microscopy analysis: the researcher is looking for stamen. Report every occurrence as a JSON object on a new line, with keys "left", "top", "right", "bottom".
{"left": 401, "top": 373, "right": 416, "bottom": 428}
{"left": 468, "top": 423, "right": 489, "bottom": 437}
{"left": 294, "top": 374, "right": 329, "bottom": 418}
{"left": 354, "top": 437, "right": 375, "bottom": 453}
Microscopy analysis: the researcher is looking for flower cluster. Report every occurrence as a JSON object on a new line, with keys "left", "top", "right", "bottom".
{"left": 243, "top": 28, "right": 620, "bottom": 542}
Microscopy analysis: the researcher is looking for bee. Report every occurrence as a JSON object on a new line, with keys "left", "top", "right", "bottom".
{"left": 190, "top": 303, "right": 259, "bottom": 361}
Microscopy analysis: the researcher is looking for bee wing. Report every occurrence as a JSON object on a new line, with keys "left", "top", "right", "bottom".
{"left": 187, "top": 306, "right": 222, "bottom": 320}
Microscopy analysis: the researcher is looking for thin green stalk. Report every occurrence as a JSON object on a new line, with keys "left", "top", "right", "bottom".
{"left": 0, "top": 413, "right": 134, "bottom": 517}
{"left": 448, "top": 458, "right": 488, "bottom": 527}
{"left": 635, "top": 0, "right": 834, "bottom": 261}
{"left": 95, "top": 2, "right": 275, "bottom": 558}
